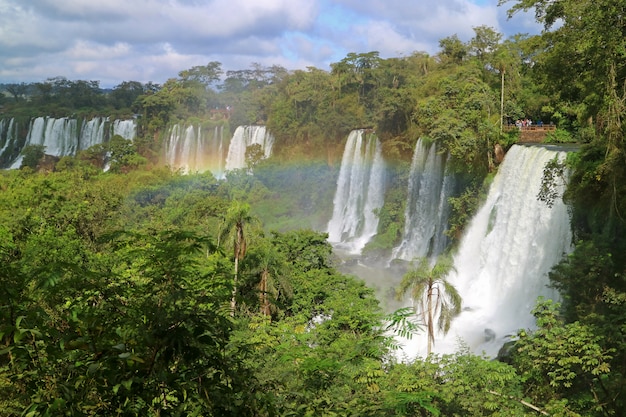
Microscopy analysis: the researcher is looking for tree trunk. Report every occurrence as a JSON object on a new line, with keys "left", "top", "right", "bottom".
{"left": 260, "top": 269, "right": 271, "bottom": 317}
{"left": 500, "top": 69, "right": 505, "bottom": 133}
{"left": 427, "top": 283, "right": 434, "bottom": 355}
{"left": 230, "top": 256, "right": 238, "bottom": 316}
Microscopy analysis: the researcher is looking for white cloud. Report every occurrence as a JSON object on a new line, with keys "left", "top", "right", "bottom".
{"left": 0, "top": 0, "right": 541, "bottom": 86}
{"left": 65, "top": 41, "right": 133, "bottom": 60}
{"left": 356, "top": 20, "right": 433, "bottom": 56}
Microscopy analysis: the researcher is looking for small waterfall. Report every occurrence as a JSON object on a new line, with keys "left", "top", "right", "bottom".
{"left": 224, "top": 125, "right": 274, "bottom": 172}
{"left": 404, "top": 144, "right": 572, "bottom": 358}
{"left": 213, "top": 126, "right": 225, "bottom": 179}
{"left": 327, "top": 130, "right": 386, "bottom": 254}
{"left": 80, "top": 117, "right": 107, "bottom": 150}
{"left": 392, "top": 138, "right": 455, "bottom": 261}
{"left": 164, "top": 124, "right": 194, "bottom": 173}
{"left": 163, "top": 123, "right": 226, "bottom": 177}
{"left": 42, "top": 118, "right": 79, "bottom": 156}
{"left": 112, "top": 119, "right": 136, "bottom": 140}
{"left": 0, "top": 118, "right": 18, "bottom": 163}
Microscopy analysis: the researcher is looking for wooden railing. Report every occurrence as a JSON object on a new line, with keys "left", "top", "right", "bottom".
{"left": 503, "top": 124, "right": 557, "bottom": 143}
{"left": 210, "top": 108, "right": 232, "bottom": 119}
{"left": 503, "top": 125, "right": 556, "bottom": 132}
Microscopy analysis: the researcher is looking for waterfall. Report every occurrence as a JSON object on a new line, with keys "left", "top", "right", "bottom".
{"left": 1, "top": 116, "right": 136, "bottom": 169}
{"left": 164, "top": 124, "right": 194, "bottom": 173}
{"left": 163, "top": 123, "right": 226, "bottom": 177}
{"left": 80, "top": 117, "right": 107, "bottom": 150}
{"left": 214, "top": 126, "right": 225, "bottom": 179}
{"left": 0, "top": 118, "right": 18, "bottom": 164}
{"left": 327, "top": 130, "right": 386, "bottom": 254}
{"left": 224, "top": 125, "right": 274, "bottom": 172}
{"left": 42, "top": 118, "right": 79, "bottom": 157}
{"left": 9, "top": 116, "right": 79, "bottom": 168}
{"left": 392, "top": 138, "right": 455, "bottom": 261}
{"left": 112, "top": 119, "right": 136, "bottom": 141}
{"left": 404, "top": 144, "right": 572, "bottom": 358}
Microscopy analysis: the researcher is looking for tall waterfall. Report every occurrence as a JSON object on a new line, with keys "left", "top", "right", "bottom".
{"left": 392, "top": 138, "right": 455, "bottom": 261}
{"left": 163, "top": 124, "right": 226, "bottom": 177}
{"left": 224, "top": 125, "right": 274, "bottom": 172}
{"left": 404, "top": 144, "right": 572, "bottom": 358}
{"left": 327, "top": 130, "right": 386, "bottom": 254}
{"left": 0, "top": 116, "right": 136, "bottom": 169}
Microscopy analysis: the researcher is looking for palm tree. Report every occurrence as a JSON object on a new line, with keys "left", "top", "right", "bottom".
{"left": 396, "top": 255, "right": 462, "bottom": 354}
{"left": 252, "top": 240, "right": 293, "bottom": 318}
{"left": 218, "top": 201, "right": 259, "bottom": 316}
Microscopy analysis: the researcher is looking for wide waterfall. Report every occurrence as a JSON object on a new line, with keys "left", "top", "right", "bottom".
{"left": 327, "top": 130, "right": 386, "bottom": 254}
{"left": 163, "top": 124, "right": 226, "bottom": 177}
{"left": 0, "top": 116, "right": 136, "bottom": 169}
{"left": 225, "top": 125, "right": 274, "bottom": 172}
{"left": 403, "top": 144, "right": 572, "bottom": 358}
{"left": 392, "top": 138, "right": 455, "bottom": 261}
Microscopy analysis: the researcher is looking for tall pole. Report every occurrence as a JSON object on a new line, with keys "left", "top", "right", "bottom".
{"left": 500, "top": 68, "right": 505, "bottom": 133}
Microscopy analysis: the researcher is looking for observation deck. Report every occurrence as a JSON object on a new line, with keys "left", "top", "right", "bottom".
{"left": 503, "top": 125, "right": 556, "bottom": 143}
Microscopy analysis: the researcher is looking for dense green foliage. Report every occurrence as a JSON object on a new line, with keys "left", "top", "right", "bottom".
{"left": 0, "top": 168, "right": 540, "bottom": 416}
{"left": 2, "top": 0, "right": 626, "bottom": 414}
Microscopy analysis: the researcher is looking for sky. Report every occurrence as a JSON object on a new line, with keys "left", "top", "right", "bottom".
{"left": 0, "top": 0, "right": 541, "bottom": 88}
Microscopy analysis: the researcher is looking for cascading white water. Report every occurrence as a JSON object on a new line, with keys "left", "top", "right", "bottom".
{"left": 163, "top": 123, "right": 226, "bottom": 177}
{"left": 403, "top": 144, "right": 572, "bottom": 358}
{"left": 224, "top": 125, "right": 274, "bottom": 172}
{"left": 112, "top": 119, "right": 136, "bottom": 141}
{"left": 164, "top": 124, "right": 194, "bottom": 173}
{"left": 80, "top": 117, "right": 107, "bottom": 150}
{"left": 3, "top": 116, "right": 136, "bottom": 169}
{"left": 10, "top": 116, "right": 79, "bottom": 168}
{"left": 0, "top": 118, "right": 17, "bottom": 159}
{"left": 214, "top": 126, "right": 225, "bottom": 179}
{"left": 42, "top": 118, "right": 79, "bottom": 156}
{"left": 392, "top": 138, "right": 454, "bottom": 261}
{"left": 327, "top": 129, "right": 386, "bottom": 254}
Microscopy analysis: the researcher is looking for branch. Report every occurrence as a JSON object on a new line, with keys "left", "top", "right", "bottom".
{"left": 487, "top": 390, "right": 549, "bottom": 415}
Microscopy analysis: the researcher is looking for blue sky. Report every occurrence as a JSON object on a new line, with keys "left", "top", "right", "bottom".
{"left": 0, "top": 0, "right": 540, "bottom": 88}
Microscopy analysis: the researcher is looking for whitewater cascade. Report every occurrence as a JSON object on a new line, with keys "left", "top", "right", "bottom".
{"left": 0, "top": 118, "right": 18, "bottom": 163}
{"left": 112, "top": 119, "right": 137, "bottom": 141}
{"left": 0, "top": 116, "right": 136, "bottom": 169}
{"left": 327, "top": 130, "right": 386, "bottom": 254}
{"left": 403, "top": 144, "right": 572, "bottom": 358}
{"left": 163, "top": 124, "right": 226, "bottom": 177}
{"left": 392, "top": 138, "right": 455, "bottom": 261}
{"left": 224, "top": 125, "right": 274, "bottom": 172}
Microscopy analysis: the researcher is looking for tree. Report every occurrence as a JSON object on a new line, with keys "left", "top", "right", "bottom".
{"left": 218, "top": 201, "right": 260, "bottom": 315}
{"left": 109, "top": 80, "right": 145, "bottom": 109}
{"left": 107, "top": 134, "right": 146, "bottom": 173}
{"left": 469, "top": 25, "right": 502, "bottom": 64}
{"left": 512, "top": 298, "right": 614, "bottom": 416}
{"left": 245, "top": 143, "right": 265, "bottom": 173}
{"left": 4, "top": 82, "right": 29, "bottom": 102}
{"left": 396, "top": 255, "right": 461, "bottom": 354}
{"left": 246, "top": 239, "right": 292, "bottom": 318}
{"left": 438, "top": 35, "right": 468, "bottom": 65}
{"left": 138, "top": 91, "right": 175, "bottom": 132}
{"left": 20, "top": 144, "right": 45, "bottom": 170}
{"left": 501, "top": 0, "right": 626, "bottom": 124}
{"left": 178, "top": 61, "right": 223, "bottom": 89}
